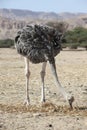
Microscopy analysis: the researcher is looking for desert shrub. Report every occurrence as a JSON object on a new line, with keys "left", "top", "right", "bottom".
{"left": 46, "top": 21, "right": 68, "bottom": 33}
{"left": 62, "top": 27, "right": 87, "bottom": 49}
{"left": 0, "top": 39, "right": 14, "bottom": 48}
{"left": 62, "top": 43, "right": 79, "bottom": 49}
{"left": 46, "top": 22, "right": 87, "bottom": 50}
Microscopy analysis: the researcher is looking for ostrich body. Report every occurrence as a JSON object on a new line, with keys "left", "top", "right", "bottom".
{"left": 15, "top": 24, "right": 74, "bottom": 108}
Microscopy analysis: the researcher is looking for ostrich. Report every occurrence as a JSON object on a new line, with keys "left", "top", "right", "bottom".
{"left": 15, "top": 24, "right": 74, "bottom": 109}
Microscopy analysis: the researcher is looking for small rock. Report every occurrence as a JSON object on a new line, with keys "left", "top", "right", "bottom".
{"left": 0, "top": 124, "right": 3, "bottom": 128}
{"left": 80, "top": 84, "right": 83, "bottom": 87}
{"left": 1, "top": 92, "right": 5, "bottom": 95}
{"left": 49, "top": 124, "right": 53, "bottom": 127}
{"left": 68, "top": 83, "right": 71, "bottom": 85}
{"left": 84, "top": 88, "right": 87, "bottom": 91}
{"left": 76, "top": 117, "right": 79, "bottom": 120}
{"left": 9, "top": 84, "right": 12, "bottom": 86}
{"left": 33, "top": 113, "right": 42, "bottom": 117}
{"left": 54, "top": 93, "right": 57, "bottom": 95}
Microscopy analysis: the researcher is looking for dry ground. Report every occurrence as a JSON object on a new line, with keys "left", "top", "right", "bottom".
{"left": 0, "top": 48, "right": 87, "bottom": 130}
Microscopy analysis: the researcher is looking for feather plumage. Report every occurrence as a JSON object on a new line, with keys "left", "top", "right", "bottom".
{"left": 15, "top": 24, "right": 62, "bottom": 63}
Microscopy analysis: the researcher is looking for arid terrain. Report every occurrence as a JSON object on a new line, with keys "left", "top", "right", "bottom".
{"left": 0, "top": 48, "right": 87, "bottom": 130}
{"left": 0, "top": 9, "right": 87, "bottom": 39}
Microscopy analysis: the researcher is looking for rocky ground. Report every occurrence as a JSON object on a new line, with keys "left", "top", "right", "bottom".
{"left": 0, "top": 48, "right": 87, "bottom": 130}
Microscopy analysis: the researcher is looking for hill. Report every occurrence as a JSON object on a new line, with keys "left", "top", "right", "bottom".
{"left": 0, "top": 8, "right": 87, "bottom": 39}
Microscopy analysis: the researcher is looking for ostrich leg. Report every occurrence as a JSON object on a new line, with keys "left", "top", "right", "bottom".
{"left": 49, "top": 58, "right": 74, "bottom": 109}
{"left": 40, "top": 62, "right": 47, "bottom": 102}
{"left": 24, "top": 57, "right": 30, "bottom": 105}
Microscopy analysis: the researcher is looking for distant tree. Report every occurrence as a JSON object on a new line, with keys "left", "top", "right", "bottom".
{"left": 64, "top": 27, "right": 87, "bottom": 43}
{"left": 63, "top": 27, "right": 87, "bottom": 49}
{"left": 0, "top": 39, "right": 14, "bottom": 48}
{"left": 46, "top": 21, "right": 68, "bottom": 33}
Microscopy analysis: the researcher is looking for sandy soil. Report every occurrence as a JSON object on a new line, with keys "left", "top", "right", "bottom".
{"left": 0, "top": 48, "right": 87, "bottom": 130}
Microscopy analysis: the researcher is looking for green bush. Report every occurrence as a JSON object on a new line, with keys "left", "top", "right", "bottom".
{"left": 64, "top": 27, "right": 87, "bottom": 43}
{"left": 62, "top": 43, "right": 79, "bottom": 49}
{"left": 62, "top": 27, "right": 87, "bottom": 49}
{"left": 0, "top": 39, "right": 14, "bottom": 48}
{"left": 46, "top": 21, "right": 68, "bottom": 33}
{"left": 46, "top": 22, "right": 87, "bottom": 50}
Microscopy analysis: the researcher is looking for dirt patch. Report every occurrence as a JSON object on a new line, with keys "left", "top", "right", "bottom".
{"left": 0, "top": 48, "right": 87, "bottom": 130}
{"left": 0, "top": 102, "right": 87, "bottom": 116}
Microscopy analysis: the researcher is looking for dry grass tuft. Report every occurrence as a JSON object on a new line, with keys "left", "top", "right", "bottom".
{"left": 0, "top": 102, "right": 87, "bottom": 116}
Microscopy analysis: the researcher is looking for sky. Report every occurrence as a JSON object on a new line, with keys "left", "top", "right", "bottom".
{"left": 0, "top": 0, "right": 87, "bottom": 13}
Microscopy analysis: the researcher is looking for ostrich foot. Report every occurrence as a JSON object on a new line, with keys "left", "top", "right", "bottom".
{"left": 24, "top": 99, "right": 30, "bottom": 106}
{"left": 41, "top": 98, "right": 46, "bottom": 103}
{"left": 68, "top": 96, "right": 74, "bottom": 109}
